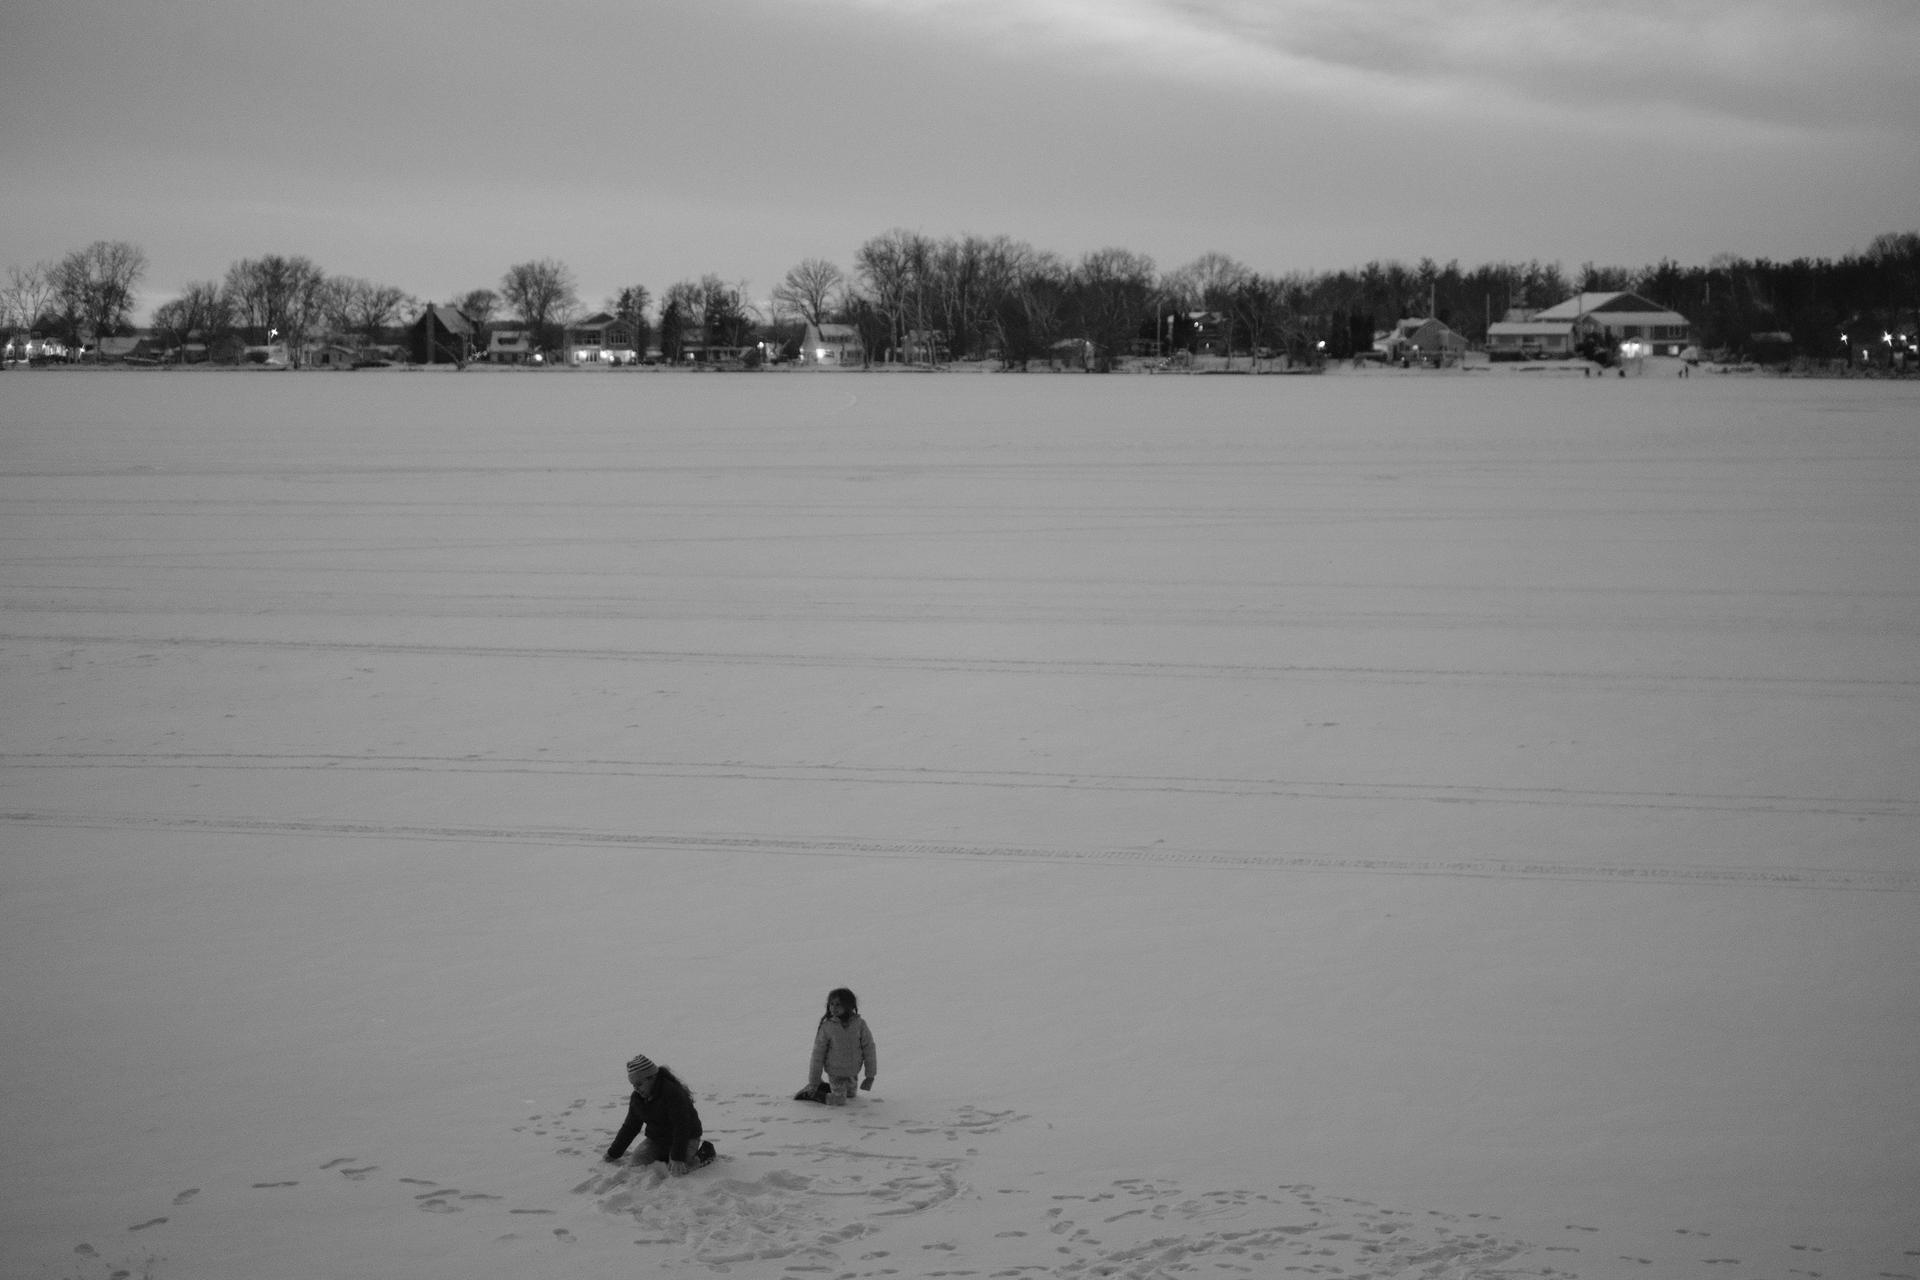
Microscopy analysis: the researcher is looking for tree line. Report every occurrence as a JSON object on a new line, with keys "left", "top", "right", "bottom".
{"left": 5, "top": 230, "right": 1916, "bottom": 368}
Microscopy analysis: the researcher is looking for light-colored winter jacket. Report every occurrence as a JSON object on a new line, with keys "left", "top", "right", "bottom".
{"left": 809, "top": 1014, "right": 877, "bottom": 1083}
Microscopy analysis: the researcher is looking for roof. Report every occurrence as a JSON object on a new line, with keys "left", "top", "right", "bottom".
{"left": 1488, "top": 321, "right": 1575, "bottom": 337}
{"left": 1534, "top": 292, "right": 1686, "bottom": 323}
{"left": 809, "top": 323, "right": 859, "bottom": 340}
{"left": 1391, "top": 317, "right": 1462, "bottom": 337}
{"left": 417, "top": 304, "right": 473, "bottom": 334}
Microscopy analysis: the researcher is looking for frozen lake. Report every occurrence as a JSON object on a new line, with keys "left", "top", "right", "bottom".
{"left": 3, "top": 367, "right": 1916, "bottom": 1279}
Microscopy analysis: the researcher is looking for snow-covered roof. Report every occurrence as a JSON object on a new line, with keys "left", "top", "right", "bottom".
{"left": 1534, "top": 292, "right": 1687, "bottom": 324}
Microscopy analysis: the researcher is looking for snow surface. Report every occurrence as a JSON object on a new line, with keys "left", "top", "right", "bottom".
{"left": 2, "top": 366, "right": 1916, "bottom": 1280}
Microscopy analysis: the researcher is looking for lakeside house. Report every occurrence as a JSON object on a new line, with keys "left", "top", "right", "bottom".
{"left": 1483, "top": 316, "right": 1576, "bottom": 358}
{"left": 409, "top": 304, "right": 475, "bottom": 365}
{"left": 307, "top": 343, "right": 360, "bottom": 370}
{"left": 800, "top": 322, "right": 864, "bottom": 366}
{"left": 486, "top": 330, "right": 534, "bottom": 364}
{"left": 1488, "top": 291, "right": 1693, "bottom": 359}
{"left": 1377, "top": 317, "right": 1469, "bottom": 366}
{"left": 566, "top": 312, "right": 638, "bottom": 364}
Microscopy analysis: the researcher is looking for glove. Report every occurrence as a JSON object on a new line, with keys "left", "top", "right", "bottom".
{"left": 603, "top": 1152, "right": 621, "bottom": 1164}
{"left": 668, "top": 1160, "right": 689, "bottom": 1176}
{"left": 860, "top": 1077, "right": 874, "bottom": 1091}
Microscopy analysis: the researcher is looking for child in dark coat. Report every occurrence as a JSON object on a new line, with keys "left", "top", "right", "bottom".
{"left": 805, "top": 987, "right": 877, "bottom": 1106}
{"left": 604, "top": 1053, "right": 713, "bottom": 1173}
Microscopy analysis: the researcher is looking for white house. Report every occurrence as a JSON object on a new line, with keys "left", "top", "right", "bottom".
{"left": 1485, "top": 317, "right": 1576, "bottom": 358}
{"left": 486, "top": 330, "right": 534, "bottom": 365}
{"left": 800, "top": 322, "right": 863, "bottom": 367}
{"left": 1490, "top": 291, "right": 1693, "bottom": 359}
{"left": 1538, "top": 291, "right": 1693, "bottom": 357}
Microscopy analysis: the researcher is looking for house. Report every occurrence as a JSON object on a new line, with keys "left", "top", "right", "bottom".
{"left": 566, "top": 312, "right": 638, "bottom": 365}
{"left": 1485, "top": 313, "right": 1576, "bottom": 359}
{"left": 486, "top": 330, "right": 534, "bottom": 365}
{"left": 1544, "top": 292, "right": 1693, "bottom": 357}
{"left": 409, "top": 304, "right": 474, "bottom": 365}
{"left": 799, "top": 322, "right": 864, "bottom": 366}
{"left": 307, "top": 343, "right": 360, "bottom": 370}
{"left": 1197, "top": 312, "right": 1233, "bottom": 356}
{"left": 1377, "top": 317, "right": 1469, "bottom": 366}
{"left": 1047, "top": 338, "right": 1096, "bottom": 370}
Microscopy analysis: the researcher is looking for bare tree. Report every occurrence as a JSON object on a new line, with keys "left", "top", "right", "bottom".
{"left": 323, "top": 277, "right": 416, "bottom": 345}
{"left": 1164, "top": 251, "right": 1251, "bottom": 312}
{"left": 150, "top": 281, "right": 233, "bottom": 363}
{"left": 451, "top": 289, "right": 500, "bottom": 356}
{"left": 50, "top": 240, "right": 148, "bottom": 348}
{"left": 1163, "top": 252, "right": 1253, "bottom": 363}
{"left": 991, "top": 245, "right": 1068, "bottom": 369}
{"left": 2, "top": 261, "right": 59, "bottom": 341}
{"left": 855, "top": 229, "right": 934, "bottom": 361}
{"left": 772, "top": 258, "right": 843, "bottom": 327}
{"left": 1071, "top": 247, "right": 1157, "bottom": 371}
{"left": 224, "top": 254, "right": 329, "bottom": 361}
{"left": 922, "top": 235, "right": 1014, "bottom": 362}
{"left": 501, "top": 258, "right": 580, "bottom": 355}
{"left": 456, "top": 289, "right": 500, "bottom": 329}
{"left": 663, "top": 275, "right": 754, "bottom": 357}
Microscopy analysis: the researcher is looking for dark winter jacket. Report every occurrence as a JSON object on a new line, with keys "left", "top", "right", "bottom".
{"left": 605, "top": 1066, "right": 703, "bottom": 1163}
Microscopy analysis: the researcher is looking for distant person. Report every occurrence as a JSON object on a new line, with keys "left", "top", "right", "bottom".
{"left": 798, "top": 987, "right": 877, "bottom": 1105}
{"left": 604, "top": 1052, "right": 714, "bottom": 1173}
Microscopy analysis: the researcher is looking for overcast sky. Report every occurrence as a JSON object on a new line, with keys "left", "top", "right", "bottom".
{"left": 4, "top": 0, "right": 1915, "bottom": 319}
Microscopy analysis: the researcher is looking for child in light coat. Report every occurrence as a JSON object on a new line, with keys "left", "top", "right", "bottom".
{"left": 805, "top": 987, "right": 877, "bottom": 1105}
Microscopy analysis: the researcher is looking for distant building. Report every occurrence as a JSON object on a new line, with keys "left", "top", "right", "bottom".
{"left": 486, "top": 330, "right": 534, "bottom": 365}
{"left": 409, "top": 304, "right": 474, "bottom": 365}
{"left": 307, "top": 343, "right": 360, "bottom": 370}
{"left": 1489, "top": 292, "right": 1693, "bottom": 360}
{"left": 1485, "top": 315, "right": 1576, "bottom": 358}
{"left": 1377, "top": 317, "right": 1469, "bottom": 366}
{"left": 566, "top": 312, "right": 638, "bottom": 364}
{"left": 800, "top": 322, "right": 864, "bottom": 367}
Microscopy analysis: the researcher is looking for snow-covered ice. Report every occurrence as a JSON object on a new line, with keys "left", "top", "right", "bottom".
{"left": 2, "top": 367, "right": 1916, "bottom": 1279}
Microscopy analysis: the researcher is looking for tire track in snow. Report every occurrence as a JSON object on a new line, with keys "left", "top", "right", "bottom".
{"left": 6, "top": 751, "right": 1914, "bottom": 819}
{"left": 3, "top": 630, "right": 1913, "bottom": 698}
{"left": 5, "top": 810, "right": 1912, "bottom": 892}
